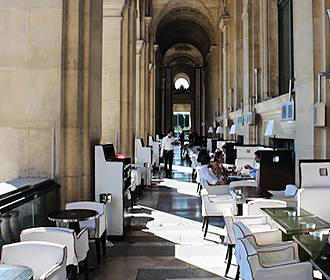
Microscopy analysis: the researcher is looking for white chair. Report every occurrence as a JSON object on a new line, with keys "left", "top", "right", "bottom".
{"left": 298, "top": 161, "right": 330, "bottom": 222}
{"left": 66, "top": 201, "right": 106, "bottom": 264}
{"left": 134, "top": 138, "right": 152, "bottom": 185}
{"left": 20, "top": 227, "right": 89, "bottom": 279}
{"left": 200, "top": 189, "right": 237, "bottom": 238}
{"left": 243, "top": 199, "right": 287, "bottom": 216}
{"left": 148, "top": 135, "right": 160, "bottom": 169}
{"left": 1, "top": 241, "right": 67, "bottom": 280}
{"left": 223, "top": 208, "right": 276, "bottom": 277}
{"left": 235, "top": 232, "right": 312, "bottom": 280}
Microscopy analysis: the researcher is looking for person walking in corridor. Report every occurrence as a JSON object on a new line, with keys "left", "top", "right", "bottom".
{"left": 161, "top": 129, "right": 175, "bottom": 178}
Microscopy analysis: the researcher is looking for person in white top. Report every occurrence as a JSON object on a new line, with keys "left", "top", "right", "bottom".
{"left": 161, "top": 129, "right": 175, "bottom": 178}
{"left": 199, "top": 154, "right": 226, "bottom": 186}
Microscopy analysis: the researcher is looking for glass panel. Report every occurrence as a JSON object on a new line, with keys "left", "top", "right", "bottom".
{"left": 273, "top": 215, "right": 330, "bottom": 235}
{"left": 262, "top": 207, "right": 313, "bottom": 218}
{"left": 0, "top": 186, "right": 59, "bottom": 247}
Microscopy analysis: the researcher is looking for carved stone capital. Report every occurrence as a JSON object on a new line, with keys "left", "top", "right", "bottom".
{"left": 103, "top": 0, "right": 125, "bottom": 17}
{"left": 145, "top": 16, "right": 152, "bottom": 25}
{"left": 219, "top": 14, "right": 230, "bottom": 31}
{"left": 136, "top": 40, "right": 145, "bottom": 54}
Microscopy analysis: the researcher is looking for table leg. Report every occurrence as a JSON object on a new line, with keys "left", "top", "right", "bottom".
{"left": 237, "top": 204, "right": 243, "bottom": 216}
{"left": 69, "top": 222, "right": 80, "bottom": 234}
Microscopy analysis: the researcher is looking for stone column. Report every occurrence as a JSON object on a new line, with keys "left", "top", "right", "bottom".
{"left": 120, "top": 3, "right": 131, "bottom": 155}
{"left": 242, "top": 0, "right": 255, "bottom": 144}
{"left": 135, "top": 39, "right": 145, "bottom": 138}
{"left": 144, "top": 17, "right": 152, "bottom": 140}
{"left": 149, "top": 44, "right": 159, "bottom": 136}
{"left": 219, "top": 14, "right": 231, "bottom": 139}
{"left": 260, "top": 0, "right": 279, "bottom": 99}
{"left": 61, "top": 0, "right": 103, "bottom": 204}
{"left": 102, "top": 1, "right": 124, "bottom": 151}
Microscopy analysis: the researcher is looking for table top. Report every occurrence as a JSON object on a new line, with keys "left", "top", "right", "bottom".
{"left": 262, "top": 207, "right": 313, "bottom": 218}
{"left": 293, "top": 233, "right": 330, "bottom": 280}
{"left": 48, "top": 209, "right": 98, "bottom": 223}
{"left": 228, "top": 175, "right": 254, "bottom": 181}
{"left": 0, "top": 264, "right": 33, "bottom": 280}
{"left": 263, "top": 207, "right": 330, "bottom": 235}
{"left": 232, "top": 186, "right": 272, "bottom": 199}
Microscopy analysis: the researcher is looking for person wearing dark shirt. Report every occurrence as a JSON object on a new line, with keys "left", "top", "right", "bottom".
{"left": 197, "top": 144, "right": 208, "bottom": 163}
{"left": 179, "top": 131, "right": 185, "bottom": 159}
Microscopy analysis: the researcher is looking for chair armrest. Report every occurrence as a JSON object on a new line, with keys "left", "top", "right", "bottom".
{"left": 256, "top": 243, "right": 298, "bottom": 267}
{"left": 77, "top": 228, "right": 89, "bottom": 262}
{"left": 254, "top": 261, "right": 313, "bottom": 280}
{"left": 235, "top": 215, "right": 268, "bottom": 225}
{"left": 40, "top": 263, "right": 66, "bottom": 280}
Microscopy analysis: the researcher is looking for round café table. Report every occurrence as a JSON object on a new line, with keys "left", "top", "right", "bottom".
{"left": 48, "top": 209, "right": 98, "bottom": 233}
{"left": 0, "top": 264, "right": 33, "bottom": 280}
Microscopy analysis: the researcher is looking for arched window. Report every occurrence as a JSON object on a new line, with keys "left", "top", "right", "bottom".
{"left": 175, "top": 78, "right": 190, "bottom": 90}
{"left": 174, "top": 73, "right": 190, "bottom": 90}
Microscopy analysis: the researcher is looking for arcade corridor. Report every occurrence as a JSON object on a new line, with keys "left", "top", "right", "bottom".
{"left": 88, "top": 149, "right": 230, "bottom": 280}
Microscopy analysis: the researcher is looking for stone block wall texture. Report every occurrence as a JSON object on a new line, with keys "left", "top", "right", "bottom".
{"left": 0, "top": 0, "right": 63, "bottom": 181}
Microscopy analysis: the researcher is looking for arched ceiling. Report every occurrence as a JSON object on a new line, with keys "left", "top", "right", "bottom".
{"left": 163, "top": 43, "right": 204, "bottom": 66}
{"left": 155, "top": 7, "right": 214, "bottom": 57}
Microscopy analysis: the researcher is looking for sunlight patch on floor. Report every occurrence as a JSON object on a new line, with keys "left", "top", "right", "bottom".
{"left": 157, "top": 178, "right": 199, "bottom": 196}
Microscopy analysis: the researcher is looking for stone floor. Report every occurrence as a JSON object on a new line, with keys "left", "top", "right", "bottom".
{"left": 83, "top": 147, "right": 238, "bottom": 280}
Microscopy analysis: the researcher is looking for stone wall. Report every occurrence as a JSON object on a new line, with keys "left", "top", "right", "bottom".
{"left": 0, "top": 0, "right": 63, "bottom": 181}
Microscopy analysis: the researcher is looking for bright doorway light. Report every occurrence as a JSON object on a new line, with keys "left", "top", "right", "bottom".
{"left": 175, "top": 78, "right": 190, "bottom": 90}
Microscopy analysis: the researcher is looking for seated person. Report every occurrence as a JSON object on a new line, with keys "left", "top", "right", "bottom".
{"left": 209, "top": 151, "right": 231, "bottom": 182}
{"left": 244, "top": 150, "right": 261, "bottom": 178}
{"left": 199, "top": 154, "right": 227, "bottom": 185}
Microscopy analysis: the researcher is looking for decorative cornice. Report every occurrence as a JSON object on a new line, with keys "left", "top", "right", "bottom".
{"left": 103, "top": 0, "right": 125, "bottom": 17}
{"left": 219, "top": 14, "right": 231, "bottom": 31}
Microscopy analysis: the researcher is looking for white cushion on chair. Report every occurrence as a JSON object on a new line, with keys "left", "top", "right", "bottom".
{"left": 1, "top": 241, "right": 67, "bottom": 280}
{"left": 244, "top": 199, "right": 287, "bottom": 216}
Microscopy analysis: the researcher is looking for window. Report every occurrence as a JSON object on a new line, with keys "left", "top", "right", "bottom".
{"left": 278, "top": 0, "right": 294, "bottom": 95}
{"left": 174, "top": 78, "right": 190, "bottom": 90}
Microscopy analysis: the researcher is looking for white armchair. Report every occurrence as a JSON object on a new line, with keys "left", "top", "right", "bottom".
{"left": 1, "top": 241, "right": 67, "bottom": 280}
{"left": 243, "top": 198, "right": 287, "bottom": 216}
{"left": 235, "top": 236, "right": 313, "bottom": 280}
{"left": 298, "top": 161, "right": 330, "bottom": 222}
{"left": 66, "top": 201, "right": 106, "bottom": 264}
{"left": 223, "top": 208, "right": 275, "bottom": 276}
{"left": 200, "top": 189, "right": 237, "bottom": 238}
{"left": 20, "top": 227, "right": 89, "bottom": 279}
